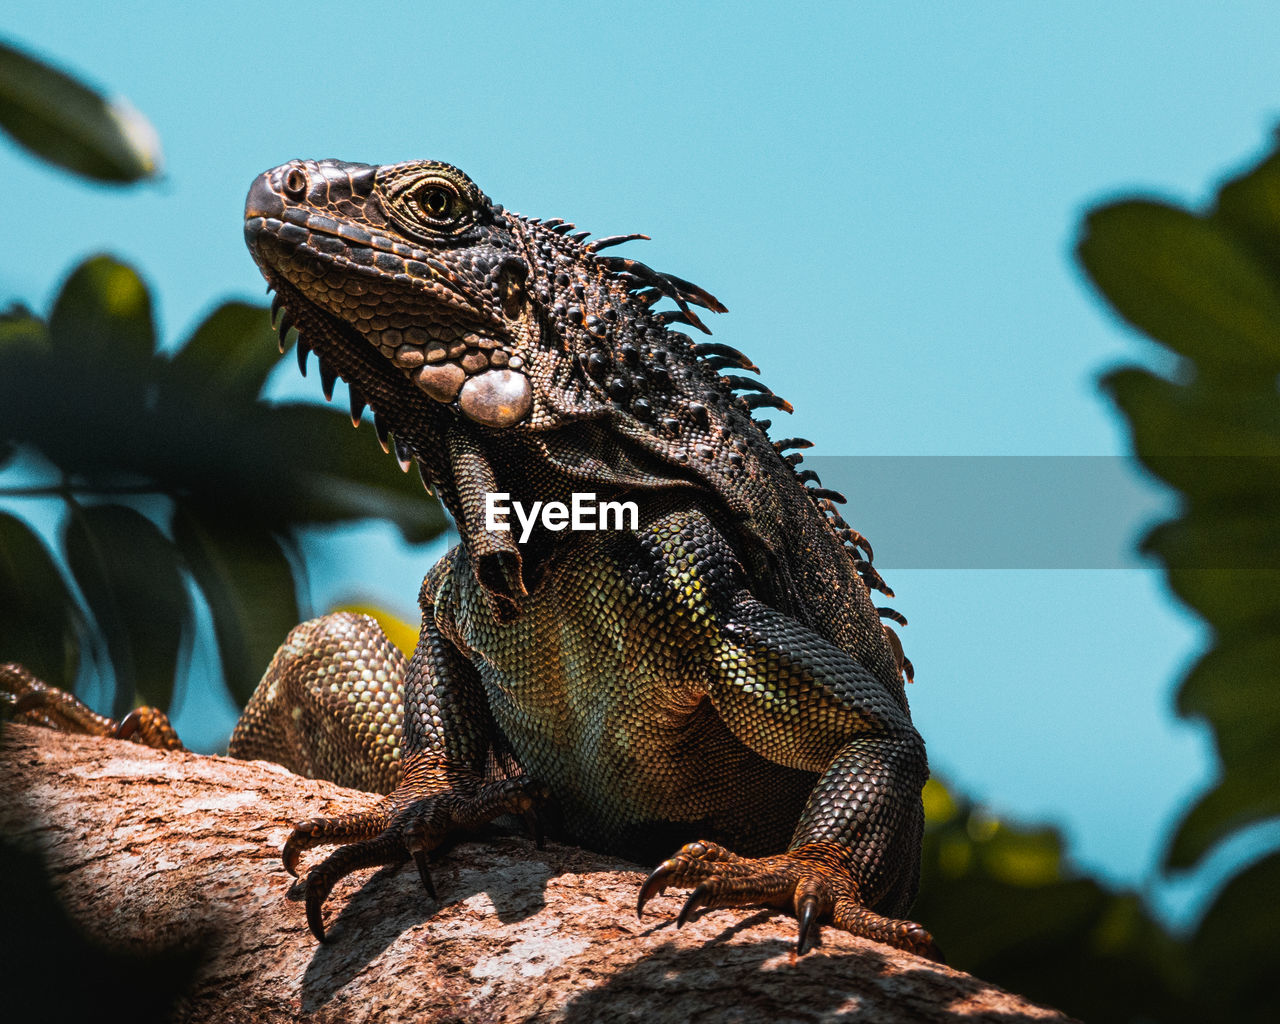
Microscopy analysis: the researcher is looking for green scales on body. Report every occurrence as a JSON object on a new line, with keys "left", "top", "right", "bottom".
{"left": 3, "top": 159, "right": 938, "bottom": 959}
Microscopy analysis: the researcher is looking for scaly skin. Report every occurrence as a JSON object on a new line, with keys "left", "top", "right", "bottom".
{"left": 5, "top": 158, "right": 938, "bottom": 960}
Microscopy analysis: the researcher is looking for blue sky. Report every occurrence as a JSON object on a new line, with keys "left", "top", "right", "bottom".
{"left": 4, "top": 2, "right": 1279, "bottom": 926}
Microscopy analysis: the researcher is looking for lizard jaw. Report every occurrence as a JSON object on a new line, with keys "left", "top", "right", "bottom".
{"left": 247, "top": 171, "right": 535, "bottom": 430}
{"left": 265, "top": 275, "right": 533, "bottom": 433}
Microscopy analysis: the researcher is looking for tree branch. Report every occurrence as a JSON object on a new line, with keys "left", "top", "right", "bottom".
{"left": 0, "top": 724, "right": 1076, "bottom": 1023}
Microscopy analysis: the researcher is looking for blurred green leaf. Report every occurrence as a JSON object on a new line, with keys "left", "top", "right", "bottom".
{"left": 1081, "top": 140, "right": 1280, "bottom": 868}
{"left": 0, "top": 259, "right": 446, "bottom": 530}
{"left": 1178, "top": 635, "right": 1280, "bottom": 762}
{"left": 0, "top": 39, "right": 160, "bottom": 183}
{"left": 914, "top": 778, "right": 1190, "bottom": 1023}
{"left": 170, "top": 301, "right": 282, "bottom": 403}
{"left": 0, "top": 304, "right": 48, "bottom": 353}
{"left": 173, "top": 506, "right": 298, "bottom": 707}
{"left": 1100, "top": 368, "right": 1280, "bottom": 459}
{"left": 1213, "top": 144, "right": 1280, "bottom": 281}
{"left": 976, "top": 823, "right": 1062, "bottom": 887}
{"left": 63, "top": 504, "right": 188, "bottom": 714}
{"left": 48, "top": 255, "right": 155, "bottom": 363}
{"left": 0, "top": 512, "right": 81, "bottom": 687}
{"left": 0, "top": 305, "right": 48, "bottom": 468}
{"left": 1162, "top": 565, "right": 1280, "bottom": 643}
{"left": 1077, "top": 129, "right": 1280, "bottom": 1022}
{"left": 1, "top": 255, "right": 446, "bottom": 717}
{"left": 1169, "top": 777, "right": 1280, "bottom": 873}
{"left": 1189, "top": 851, "right": 1280, "bottom": 1022}
{"left": 1080, "top": 200, "right": 1280, "bottom": 373}
{"left": 1, "top": 259, "right": 444, "bottom": 542}
{"left": 258, "top": 403, "right": 449, "bottom": 543}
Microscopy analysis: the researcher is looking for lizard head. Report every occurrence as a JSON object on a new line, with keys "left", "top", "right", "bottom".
{"left": 244, "top": 159, "right": 743, "bottom": 445}
{"left": 245, "top": 158, "right": 544, "bottom": 431}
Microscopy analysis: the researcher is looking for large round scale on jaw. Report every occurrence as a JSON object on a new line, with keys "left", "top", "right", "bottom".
{"left": 458, "top": 369, "right": 532, "bottom": 427}
{"left": 417, "top": 362, "right": 465, "bottom": 403}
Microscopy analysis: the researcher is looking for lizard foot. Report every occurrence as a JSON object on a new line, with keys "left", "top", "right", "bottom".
{"left": 284, "top": 775, "right": 549, "bottom": 941}
{"left": 0, "top": 663, "right": 182, "bottom": 750}
{"left": 637, "top": 839, "right": 942, "bottom": 961}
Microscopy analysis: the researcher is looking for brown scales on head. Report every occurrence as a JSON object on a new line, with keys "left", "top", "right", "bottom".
{"left": 244, "top": 158, "right": 908, "bottom": 676}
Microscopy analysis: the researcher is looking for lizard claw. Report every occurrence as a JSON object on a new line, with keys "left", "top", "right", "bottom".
{"left": 412, "top": 849, "right": 437, "bottom": 902}
{"left": 636, "top": 861, "right": 675, "bottom": 918}
{"left": 676, "top": 882, "right": 713, "bottom": 928}
{"left": 306, "top": 891, "right": 330, "bottom": 943}
{"left": 282, "top": 820, "right": 318, "bottom": 877}
{"left": 522, "top": 807, "right": 545, "bottom": 850}
{"left": 403, "top": 819, "right": 438, "bottom": 901}
{"left": 796, "top": 893, "right": 820, "bottom": 955}
{"left": 112, "top": 708, "right": 145, "bottom": 741}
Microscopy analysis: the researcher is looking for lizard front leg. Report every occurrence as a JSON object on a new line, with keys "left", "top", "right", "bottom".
{"left": 270, "top": 598, "right": 544, "bottom": 941}
{"left": 634, "top": 525, "right": 938, "bottom": 959}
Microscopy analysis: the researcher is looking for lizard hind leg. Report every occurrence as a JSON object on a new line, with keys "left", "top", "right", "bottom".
{"left": 228, "top": 612, "right": 410, "bottom": 795}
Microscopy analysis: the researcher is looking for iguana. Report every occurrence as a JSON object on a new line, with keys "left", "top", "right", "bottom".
{"left": 4, "top": 158, "right": 938, "bottom": 959}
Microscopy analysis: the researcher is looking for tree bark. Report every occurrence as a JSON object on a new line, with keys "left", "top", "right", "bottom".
{"left": 0, "top": 724, "right": 1076, "bottom": 1024}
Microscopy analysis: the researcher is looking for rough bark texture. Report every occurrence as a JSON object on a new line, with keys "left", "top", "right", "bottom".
{"left": 0, "top": 724, "right": 1076, "bottom": 1024}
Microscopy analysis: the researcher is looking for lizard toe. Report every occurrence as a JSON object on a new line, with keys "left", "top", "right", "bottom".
{"left": 831, "top": 896, "right": 945, "bottom": 962}
{"left": 301, "top": 829, "right": 411, "bottom": 942}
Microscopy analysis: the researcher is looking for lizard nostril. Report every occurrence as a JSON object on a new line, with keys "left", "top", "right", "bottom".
{"left": 282, "top": 167, "right": 308, "bottom": 199}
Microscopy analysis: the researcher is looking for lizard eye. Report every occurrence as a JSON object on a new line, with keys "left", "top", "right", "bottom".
{"left": 414, "top": 182, "right": 458, "bottom": 222}
{"left": 382, "top": 165, "right": 478, "bottom": 242}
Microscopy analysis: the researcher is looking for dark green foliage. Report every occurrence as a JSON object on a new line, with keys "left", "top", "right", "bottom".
{"left": 912, "top": 130, "right": 1280, "bottom": 1024}
{"left": 173, "top": 507, "right": 303, "bottom": 707}
{"left": 0, "top": 511, "right": 82, "bottom": 688}
{"left": 0, "top": 256, "right": 447, "bottom": 718}
{"left": 916, "top": 779, "right": 1191, "bottom": 1023}
{"left": 64, "top": 504, "right": 188, "bottom": 716}
{"left": 1080, "top": 201, "right": 1280, "bottom": 375}
{"left": 1077, "top": 135, "right": 1280, "bottom": 1022}
{"left": 0, "top": 39, "right": 160, "bottom": 183}
{"left": 1188, "top": 850, "right": 1280, "bottom": 1019}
